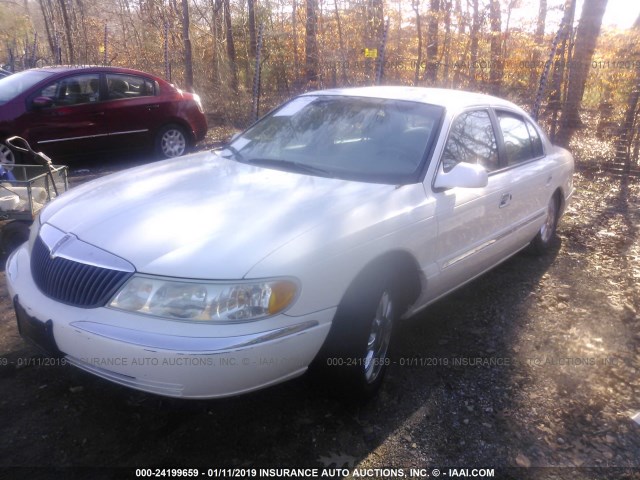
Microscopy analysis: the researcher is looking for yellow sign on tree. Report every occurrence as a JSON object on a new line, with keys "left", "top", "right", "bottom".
{"left": 364, "top": 48, "right": 378, "bottom": 59}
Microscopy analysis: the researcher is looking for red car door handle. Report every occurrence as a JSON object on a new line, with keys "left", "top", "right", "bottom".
{"left": 147, "top": 104, "right": 160, "bottom": 110}
{"left": 89, "top": 111, "right": 105, "bottom": 117}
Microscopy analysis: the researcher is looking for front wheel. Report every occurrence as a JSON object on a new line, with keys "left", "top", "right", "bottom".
{"left": 155, "top": 124, "right": 189, "bottom": 159}
{"left": 313, "top": 276, "right": 399, "bottom": 401}
{"left": 529, "top": 194, "right": 560, "bottom": 255}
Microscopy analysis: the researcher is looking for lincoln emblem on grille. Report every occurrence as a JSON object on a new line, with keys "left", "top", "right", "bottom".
{"left": 48, "top": 233, "right": 74, "bottom": 260}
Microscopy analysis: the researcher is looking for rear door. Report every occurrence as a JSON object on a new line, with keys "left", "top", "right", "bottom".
{"left": 492, "top": 110, "right": 556, "bottom": 249}
{"left": 21, "top": 73, "right": 107, "bottom": 157}
{"left": 102, "top": 73, "right": 162, "bottom": 150}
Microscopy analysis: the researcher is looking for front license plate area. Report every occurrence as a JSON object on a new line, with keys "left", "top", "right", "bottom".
{"left": 14, "top": 297, "right": 64, "bottom": 358}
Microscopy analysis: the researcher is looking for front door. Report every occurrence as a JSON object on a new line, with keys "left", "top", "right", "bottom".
{"left": 20, "top": 73, "right": 108, "bottom": 158}
{"left": 430, "top": 109, "right": 513, "bottom": 300}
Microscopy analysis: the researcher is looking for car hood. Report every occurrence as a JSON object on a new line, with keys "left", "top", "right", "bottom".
{"left": 41, "top": 152, "right": 395, "bottom": 279}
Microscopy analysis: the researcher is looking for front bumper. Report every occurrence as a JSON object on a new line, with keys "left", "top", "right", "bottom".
{"left": 6, "top": 245, "right": 333, "bottom": 398}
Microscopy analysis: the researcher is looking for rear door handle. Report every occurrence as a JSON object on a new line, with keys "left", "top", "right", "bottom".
{"left": 147, "top": 104, "right": 160, "bottom": 110}
{"left": 499, "top": 193, "right": 512, "bottom": 208}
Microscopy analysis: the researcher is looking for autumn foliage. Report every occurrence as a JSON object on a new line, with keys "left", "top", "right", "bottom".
{"left": 1, "top": 0, "right": 639, "bottom": 163}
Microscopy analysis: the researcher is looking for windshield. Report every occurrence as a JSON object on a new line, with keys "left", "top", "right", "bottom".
{"left": 0, "top": 70, "right": 54, "bottom": 104}
{"left": 221, "top": 95, "right": 444, "bottom": 184}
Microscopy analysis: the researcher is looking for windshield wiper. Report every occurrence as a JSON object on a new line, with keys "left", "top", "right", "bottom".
{"left": 244, "top": 158, "right": 333, "bottom": 178}
{"left": 215, "top": 144, "right": 244, "bottom": 161}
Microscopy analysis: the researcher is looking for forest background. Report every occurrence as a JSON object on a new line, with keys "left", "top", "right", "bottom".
{"left": 1, "top": 0, "right": 639, "bottom": 165}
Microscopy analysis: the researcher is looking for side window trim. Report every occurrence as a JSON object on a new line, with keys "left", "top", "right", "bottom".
{"left": 435, "top": 107, "right": 499, "bottom": 173}
{"left": 492, "top": 108, "right": 547, "bottom": 171}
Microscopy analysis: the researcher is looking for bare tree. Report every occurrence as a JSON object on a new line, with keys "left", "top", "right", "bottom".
{"left": 182, "top": 0, "right": 193, "bottom": 91}
{"left": 425, "top": 0, "right": 439, "bottom": 83}
{"left": 248, "top": 0, "right": 256, "bottom": 57}
{"left": 333, "top": 0, "right": 348, "bottom": 84}
{"left": 616, "top": 13, "right": 640, "bottom": 164}
{"left": 210, "top": 0, "right": 223, "bottom": 86}
{"left": 488, "top": 0, "right": 502, "bottom": 95}
{"left": 58, "top": 0, "right": 75, "bottom": 63}
{"left": 529, "top": 0, "right": 547, "bottom": 90}
{"left": 305, "top": 0, "right": 319, "bottom": 83}
{"left": 556, "top": 0, "right": 608, "bottom": 146}
{"left": 38, "top": 0, "right": 56, "bottom": 59}
{"left": 469, "top": 0, "right": 479, "bottom": 87}
{"left": 224, "top": 0, "right": 238, "bottom": 92}
{"left": 412, "top": 0, "right": 422, "bottom": 84}
{"left": 441, "top": 0, "right": 452, "bottom": 86}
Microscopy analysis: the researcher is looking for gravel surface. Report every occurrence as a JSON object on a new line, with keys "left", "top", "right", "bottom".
{"left": 0, "top": 149, "right": 638, "bottom": 480}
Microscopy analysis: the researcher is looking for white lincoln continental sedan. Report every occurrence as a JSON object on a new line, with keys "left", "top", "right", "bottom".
{"left": 6, "top": 87, "right": 574, "bottom": 399}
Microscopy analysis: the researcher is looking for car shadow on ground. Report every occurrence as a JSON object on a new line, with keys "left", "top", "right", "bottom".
{"left": 0, "top": 240, "right": 561, "bottom": 476}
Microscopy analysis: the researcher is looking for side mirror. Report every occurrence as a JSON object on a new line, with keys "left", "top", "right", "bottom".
{"left": 31, "top": 96, "right": 54, "bottom": 109}
{"left": 434, "top": 162, "right": 488, "bottom": 189}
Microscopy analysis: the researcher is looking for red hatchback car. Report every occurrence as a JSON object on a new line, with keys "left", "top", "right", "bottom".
{"left": 0, "top": 66, "right": 208, "bottom": 164}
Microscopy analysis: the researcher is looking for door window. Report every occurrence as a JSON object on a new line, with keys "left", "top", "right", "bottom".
{"left": 526, "top": 120, "right": 544, "bottom": 158}
{"left": 37, "top": 74, "right": 100, "bottom": 106}
{"left": 106, "top": 74, "right": 155, "bottom": 100}
{"left": 496, "top": 112, "right": 543, "bottom": 165}
{"left": 442, "top": 110, "right": 498, "bottom": 172}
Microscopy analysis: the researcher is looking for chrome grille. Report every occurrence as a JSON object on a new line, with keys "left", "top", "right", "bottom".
{"left": 31, "top": 236, "right": 133, "bottom": 308}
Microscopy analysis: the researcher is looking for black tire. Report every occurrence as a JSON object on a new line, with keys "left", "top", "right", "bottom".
{"left": 155, "top": 124, "right": 190, "bottom": 159}
{"left": 1, "top": 221, "right": 31, "bottom": 254}
{"left": 529, "top": 193, "right": 560, "bottom": 255}
{"left": 313, "top": 274, "right": 399, "bottom": 401}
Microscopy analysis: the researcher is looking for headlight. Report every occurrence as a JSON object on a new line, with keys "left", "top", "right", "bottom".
{"left": 193, "top": 94, "right": 204, "bottom": 114}
{"left": 109, "top": 275, "right": 298, "bottom": 323}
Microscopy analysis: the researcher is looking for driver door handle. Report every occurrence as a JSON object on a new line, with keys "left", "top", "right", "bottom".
{"left": 499, "top": 193, "right": 512, "bottom": 208}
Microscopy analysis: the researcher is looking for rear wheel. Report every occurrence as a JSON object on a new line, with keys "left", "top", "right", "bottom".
{"left": 155, "top": 124, "right": 189, "bottom": 159}
{"left": 0, "top": 141, "right": 17, "bottom": 169}
{"left": 529, "top": 193, "right": 560, "bottom": 254}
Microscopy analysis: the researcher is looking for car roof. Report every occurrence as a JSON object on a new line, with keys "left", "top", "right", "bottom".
{"left": 304, "top": 86, "right": 522, "bottom": 111}
{"left": 25, "top": 65, "right": 165, "bottom": 80}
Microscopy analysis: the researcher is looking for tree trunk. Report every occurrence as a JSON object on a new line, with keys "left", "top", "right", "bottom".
{"left": 556, "top": 0, "right": 608, "bottom": 147}
{"left": 58, "top": 0, "right": 75, "bottom": 64}
{"left": 615, "top": 13, "right": 640, "bottom": 164}
{"left": 305, "top": 0, "right": 319, "bottom": 84}
{"left": 38, "top": 0, "right": 56, "bottom": 60}
{"left": 412, "top": 0, "right": 422, "bottom": 85}
{"left": 371, "top": 0, "right": 385, "bottom": 47}
{"left": 442, "top": 0, "right": 452, "bottom": 86}
{"left": 425, "top": 0, "right": 439, "bottom": 83}
{"left": 549, "top": 0, "right": 576, "bottom": 140}
{"left": 182, "top": 0, "right": 194, "bottom": 91}
{"left": 248, "top": 0, "right": 257, "bottom": 57}
{"left": 224, "top": 0, "right": 238, "bottom": 92}
{"left": 469, "top": 0, "right": 479, "bottom": 87}
{"left": 489, "top": 0, "right": 502, "bottom": 95}
{"left": 529, "top": 0, "right": 547, "bottom": 90}
{"left": 292, "top": 0, "right": 299, "bottom": 81}
{"left": 333, "top": 0, "right": 348, "bottom": 84}
{"left": 452, "top": 0, "right": 465, "bottom": 87}
{"left": 210, "top": 0, "right": 223, "bottom": 86}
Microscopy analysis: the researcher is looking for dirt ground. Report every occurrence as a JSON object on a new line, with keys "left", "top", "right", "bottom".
{"left": 0, "top": 145, "right": 639, "bottom": 480}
